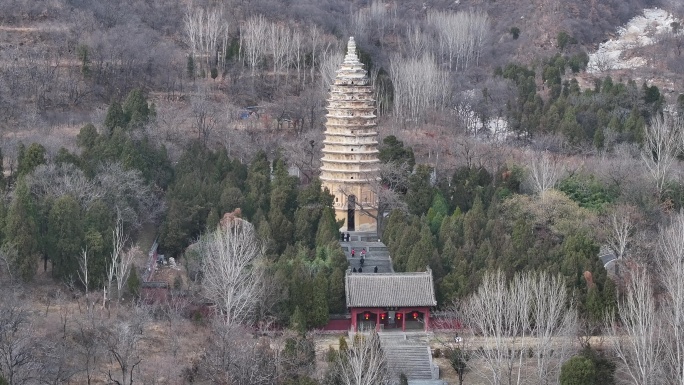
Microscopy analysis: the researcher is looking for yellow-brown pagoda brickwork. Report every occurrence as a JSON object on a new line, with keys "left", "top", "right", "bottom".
{"left": 320, "top": 37, "right": 380, "bottom": 232}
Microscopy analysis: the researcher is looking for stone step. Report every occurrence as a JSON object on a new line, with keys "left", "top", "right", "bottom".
{"left": 380, "top": 339, "right": 434, "bottom": 380}
{"left": 348, "top": 260, "right": 393, "bottom": 273}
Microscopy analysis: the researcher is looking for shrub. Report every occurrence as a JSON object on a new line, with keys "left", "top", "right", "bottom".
{"left": 560, "top": 355, "right": 596, "bottom": 385}
{"left": 173, "top": 275, "right": 183, "bottom": 290}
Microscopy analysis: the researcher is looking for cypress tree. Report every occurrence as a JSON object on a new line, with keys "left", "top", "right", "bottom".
{"left": 327, "top": 268, "right": 346, "bottom": 314}
{"left": 294, "top": 207, "right": 319, "bottom": 248}
{"left": 5, "top": 179, "right": 39, "bottom": 281}
{"left": 17, "top": 143, "right": 46, "bottom": 177}
{"left": 559, "top": 355, "right": 597, "bottom": 385}
{"left": 315, "top": 207, "right": 339, "bottom": 247}
{"left": 406, "top": 226, "right": 434, "bottom": 272}
{"left": 406, "top": 165, "right": 435, "bottom": 216}
{"left": 104, "top": 101, "right": 126, "bottom": 135}
{"left": 48, "top": 194, "right": 83, "bottom": 281}
{"left": 311, "top": 271, "right": 330, "bottom": 328}
{"left": 123, "top": 88, "right": 150, "bottom": 128}
{"left": 290, "top": 306, "right": 307, "bottom": 335}
{"left": 245, "top": 151, "right": 271, "bottom": 219}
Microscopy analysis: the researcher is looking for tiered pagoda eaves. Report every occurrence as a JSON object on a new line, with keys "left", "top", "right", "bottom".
{"left": 320, "top": 37, "right": 380, "bottom": 232}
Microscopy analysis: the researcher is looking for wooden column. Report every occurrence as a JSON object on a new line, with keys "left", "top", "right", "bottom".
{"left": 402, "top": 311, "right": 406, "bottom": 332}
{"left": 375, "top": 310, "right": 380, "bottom": 331}
{"left": 424, "top": 308, "right": 430, "bottom": 332}
{"left": 351, "top": 309, "right": 357, "bottom": 332}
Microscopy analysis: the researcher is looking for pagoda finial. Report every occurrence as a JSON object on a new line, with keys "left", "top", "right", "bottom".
{"left": 345, "top": 36, "right": 358, "bottom": 62}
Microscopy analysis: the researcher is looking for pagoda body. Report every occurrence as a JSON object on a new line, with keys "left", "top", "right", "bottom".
{"left": 320, "top": 37, "right": 380, "bottom": 232}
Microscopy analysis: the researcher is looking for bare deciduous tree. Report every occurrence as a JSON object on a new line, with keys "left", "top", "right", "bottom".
{"left": 333, "top": 331, "right": 391, "bottom": 385}
{"left": 319, "top": 48, "right": 343, "bottom": 94}
{"left": 240, "top": 15, "right": 268, "bottom": 77}
{"left": 282, "top": 130, "right": 323, "bottom": 183}
{"left": 106, "top": 213, "right": 136, "bottom": 302}
{"left": 607, "top": 267, "right": 663, "bottom": 385}
{"left": 427, "top": 9, "right": 490, "bottom": 70}
{"left": 527, "top": 150, "right": 563, "bottom": 201}
{"left": 191, "top": 84, "right": 219, "bottom": 146}
{"left": 101, "top": 308, "right": 148, "bottom": 385}
{"left": 0, "top": 296, "right": 39, "bottom": 385}
{"left": 389, "top": 54, "right": 449, "bottom": 126}
{"left": 403, "top": 25, "right": 431, "bottom": 59}
{"left": 640, "top": 114, "right": 682, "bottom": 199}
{"left": 78, "top": 248, "right": 90, "bottom": 305}
{"left": 28, "top": 163, "right": 100, "bottom": 207}
{"left": 604, "top": 204, "right": 640, "bottom": 261}
{"left": 199, "top": 218, "right": 265, "bottom": 327}
{"left": 458, "top": 270, "right": 577, "bottom": 385}
{"left": 351, "top": 0, "right": 392, "bottom": 46}
{"left": 268, "top": 22, "right": 291, "bottom": 87}
{"left": 201, "top": 322, "right": 278, "bottom": 385}
{"left": 71, "top": 314, "right": 102, "bottom": 385}
{"left": 94, "top": 162, "right": 164, "bottom": 228}
{"left": 657, "top": 211, "right": 684, "bottom": 385}
{"left": 530, "top": 272, "right": 578, "bottom": 384}
{"left": 183, "top": 7, "right": 228, "bottom": 78}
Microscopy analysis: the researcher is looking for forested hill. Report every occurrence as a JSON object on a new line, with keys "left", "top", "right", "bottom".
{"left": 2, "top": 1, "right": 684, "bottom": 384}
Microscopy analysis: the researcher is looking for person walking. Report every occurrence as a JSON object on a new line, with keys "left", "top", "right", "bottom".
{"left": 351, "top": 248, "right": 355, "bottom": 257}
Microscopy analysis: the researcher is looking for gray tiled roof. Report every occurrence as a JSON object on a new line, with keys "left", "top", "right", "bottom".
{"left": 346, "top": 271, "right": 437, "bottom": 307}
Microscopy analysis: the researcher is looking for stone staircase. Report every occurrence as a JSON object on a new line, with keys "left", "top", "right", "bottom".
{"left": 342, "top": 234, "right": 394, "bottom": 273}
{"left": 380, "top": 334, "right": 436, "bottom": 381}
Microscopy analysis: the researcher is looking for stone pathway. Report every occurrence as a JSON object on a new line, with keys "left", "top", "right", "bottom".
{"left": 340, "top": 233, "right": 442, "bottom": 382}
{"left": 340, "top": 231, "right": 394, "bottom": 273}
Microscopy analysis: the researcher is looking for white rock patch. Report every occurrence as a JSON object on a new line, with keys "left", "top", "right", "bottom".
{"left": 588, "top": 8, "right": 681, "bottom": 73}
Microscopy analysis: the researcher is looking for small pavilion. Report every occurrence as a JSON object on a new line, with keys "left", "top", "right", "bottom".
{"left": 345, "top": 270, "right": 437, "bottom": 332}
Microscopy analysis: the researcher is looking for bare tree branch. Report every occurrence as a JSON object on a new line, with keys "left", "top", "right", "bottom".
{"left": 526, "top": 150, "right": 563, "bottom": 202}
{"left": 199, "top": 218, "right": 265, "bottom": 328}
{"left": 334, "top": 331, "right": 391, "bottom": 385}
{"left": 607, "top": 266, "right": 663, "bottom": 385}
{"left": 640, "top": 114, "right": 682, "bottom": 199}
{"left": 657, "top": 211, "right": 684, "bottom": 385}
